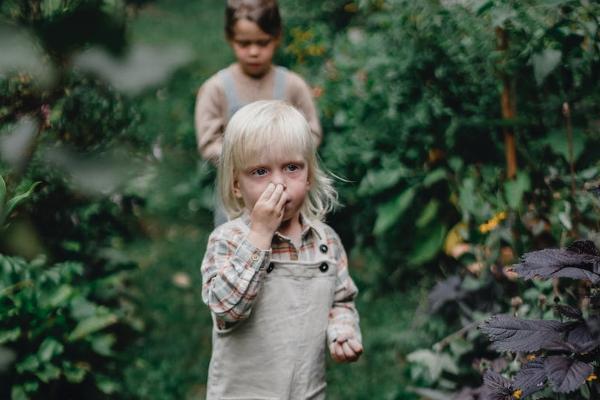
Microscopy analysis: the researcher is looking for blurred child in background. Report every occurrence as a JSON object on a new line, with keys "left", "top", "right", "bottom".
{"left": 195, "top": 0, "right": 321, "bottom": 225}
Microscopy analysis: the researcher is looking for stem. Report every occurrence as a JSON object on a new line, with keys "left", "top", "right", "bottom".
{"left": 563, "top": 102, "right": 576, "bottom": 195}
{"left": 496, "top": 27, "right": 518, "bottom": 179}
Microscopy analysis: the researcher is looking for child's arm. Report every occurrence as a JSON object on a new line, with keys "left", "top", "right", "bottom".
{"left": 194, "top": 78, "right": 226, "bottom": 164}
{"left": 201, "top": 183, "right": 287, "bottom": 325}
{"left": 327, "top": 232, "right": 363, "bottom": 363}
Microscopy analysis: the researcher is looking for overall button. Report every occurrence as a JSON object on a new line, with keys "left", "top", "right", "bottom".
{"left": 319, "top": 244, "right": 328, "bottom": 254}
{"left": 266, "top": 263, "right": 274, "bottom": 273}
{"left": 319, "top": 262, "right": 328, "bottom": 273}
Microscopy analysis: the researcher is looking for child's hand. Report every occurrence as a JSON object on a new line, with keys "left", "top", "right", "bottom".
{"left": 329, "top": 334, "right": 363, "bottom": 363}
{"left": 247, "top": 183, "right": 288, "bottom": 249}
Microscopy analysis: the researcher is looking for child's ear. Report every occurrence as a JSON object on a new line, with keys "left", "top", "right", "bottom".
{"left": 233, "top": 179, "right": 242, "bottom": 198}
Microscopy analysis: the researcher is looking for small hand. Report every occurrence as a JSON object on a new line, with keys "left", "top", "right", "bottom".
{"left": 329, "top": 334, "right": 363, "bottom": 363}
{"left": 247, "top": 183, "right": 288, "bottom": 249}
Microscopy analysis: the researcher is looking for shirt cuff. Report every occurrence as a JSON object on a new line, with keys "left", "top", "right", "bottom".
{"left": 236, "top": 236, "right": 271, "bottom": 270}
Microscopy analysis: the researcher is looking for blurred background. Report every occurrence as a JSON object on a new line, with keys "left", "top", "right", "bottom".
{"left": 1, "top": 0, "right": 599, "bottom": 399}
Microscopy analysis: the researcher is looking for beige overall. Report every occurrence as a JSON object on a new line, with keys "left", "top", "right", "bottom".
{"left": 206, "top": 228, "right": 337, "bottom": 400}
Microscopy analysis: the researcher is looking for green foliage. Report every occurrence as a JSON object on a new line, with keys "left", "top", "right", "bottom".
{"left": 279, "top": 0, "right": 600, "bottom": 290}
{"left": 0, "top": 254, "right": 131, "bottom": 399}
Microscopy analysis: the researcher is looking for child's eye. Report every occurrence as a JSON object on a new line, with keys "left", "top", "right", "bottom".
{"left": 256, "top": 39, "right": 272, "bottom": 47}
{"left": 252, "top": 168, "right": 268, "bottom": 176}
{"left": 286, "top": 164, "right": 299, "bottom": 172}
{"left": 235, "top": 40, "right": 250, "bottom": 48}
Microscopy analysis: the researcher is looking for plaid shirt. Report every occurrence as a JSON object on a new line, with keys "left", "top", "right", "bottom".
{"left": 201, "top": 214, "right": 362, "bottom": 345}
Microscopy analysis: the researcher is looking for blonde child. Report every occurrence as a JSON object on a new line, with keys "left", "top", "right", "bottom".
{"left": 200, "top": 100, "right": 362, "bottom": 399}
{"left": 195, "top": 0, "right": 321, "bottom": 165}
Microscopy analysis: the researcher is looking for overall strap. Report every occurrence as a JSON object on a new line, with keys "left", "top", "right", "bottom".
{"left": 219, "top": 67, "right": 243, "bottom": 119}
{"left": 272, "top": 66, "right": 288, "bottom": 100}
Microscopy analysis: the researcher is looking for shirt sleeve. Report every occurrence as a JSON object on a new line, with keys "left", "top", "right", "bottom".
{"left": 326, "top": 231, "right": 362, "bottom": 346}
{"left": 194, "top": 76, "right": 226, "bottom": 164}
{"left": 288, "top": 72, "right": 322, "bottom": 147}
{"left": 201, "top": 226, "right": 271, "bottom": 325}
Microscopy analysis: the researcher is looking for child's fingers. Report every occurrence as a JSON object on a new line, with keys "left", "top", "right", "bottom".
{"left": 341, "top": 342, "right": 357, "bottom": 361}
{"left": 275, "top": 189, "right": 288, "bottom": 211}
{"left": 347, "top": 338, "right": 363, "bottom": 355}
{"left": 330, "top": 342, "right": 346, "bottom": 363}
{"left": 266, "top": 183, "right": 284, "bottom": 205}
{"left": 258, "top": 183, "right": 276, "bottom": 203}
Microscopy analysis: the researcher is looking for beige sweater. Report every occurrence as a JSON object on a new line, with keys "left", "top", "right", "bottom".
{"left": 194, "top": 63, "right": 322, "bottom": 163}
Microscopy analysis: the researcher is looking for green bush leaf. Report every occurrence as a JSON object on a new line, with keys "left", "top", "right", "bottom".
{"left": 68, "top": 314, "right": 118, "bottom": 341}
{"left": 504, "top": 172, "right": 530, "bottom": 210}
{"left": 422, "top": 168, "right": 446, "bottom": 187}
{"left": 373, "top": 187, "right": 416, "bottom": 235}
{"left": 5, "top": 182, "right": 40, "bottom": 218}
{"left": 408, "top": 223, "right": 447, "bottom": 265}
{"left": 0, "top": 328, "right": 21, "bottom": 344}
{"left": 38, "top": 337, "right": 64, "bottom": 362}
{"left": 416, "top": 200, "right": 440, "bottom": 228}
{"left": 532, "top": 49, "right": 562, "bottom": 85}
{"left": 34, "top": 363, "right": 61, "bottom": 383}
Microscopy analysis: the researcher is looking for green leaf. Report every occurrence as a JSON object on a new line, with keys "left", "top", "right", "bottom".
{"left": 357, "top": 165, "right": 409, "bottom": 196}
{"left": 422, "top": 168, "right": 446, "bottom": 187}
{"left": 5, "top": 182, "right": 40, "bottom": 218}
{"left": 41, "top": 285, "right": 74, "bottom": 308}
{"left": 0, "top": 328, "right": 21, "bottom": 344}
{"left": 68, "top": 314, "right": 118, "bottom": 341}
{"left": 406, "top": 349, "right": 459, "bottom": 381}
{"left": 532, "top": 49, "right": 562, "bottom": 86}
{"left": 96, "top": 375, "right": 120, "bottom": 394}
{"left": 63, "top": 361, "right": 87, "bottom": 383}
{"left": 540, "top": 129, "right": 585, "bottom": 162}
{"left": 0, "top": 175, "right": 6, "bottom": 209}
{"left": 91, "top": 334, "right": 116, "bottom": 356}
{"left": 408, "top": 224, "right": 447, "bottom": 265}
{"left": 11, "top": 386, "right": 28, "bottom": 400}
{"left": 373, "top": 187, "right": 416, "bottom": 235}
{"left": 416, "top": 200, "right": 439, "bottom": 228}
{"left": 34, "top": 363, "right": 61, "bottom": 383}
{"left": 504, "top": 172, "right": 530, "bottom": 210}
{"left": 16, "top": 355, "right": 39, "bottom": 373}
{"left": 38, "top": 337, "right": 64, "bottom": 362}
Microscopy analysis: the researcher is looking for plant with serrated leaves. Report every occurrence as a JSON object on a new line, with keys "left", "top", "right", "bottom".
{"left": 479, "top": 240, "right": 600, "bottom": 399}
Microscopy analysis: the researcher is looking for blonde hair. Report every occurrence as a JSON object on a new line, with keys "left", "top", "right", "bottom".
{"left": 218, "top": 100, "right": 337, "bottom": 221}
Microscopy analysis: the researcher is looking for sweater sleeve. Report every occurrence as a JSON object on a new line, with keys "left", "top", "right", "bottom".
{"left": 326, "top": 230, "right": 362, "bottom": 346}
{"left": 287, "top": 72, "right": 322, "bottom": 147}
{"left": 194, "top": 75, "right": 227, "bottom": 164}
{"left": 201, "top": 225, "right": 272, "bottom": 326}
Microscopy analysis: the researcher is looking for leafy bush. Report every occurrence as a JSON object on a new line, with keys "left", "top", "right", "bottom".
{"left": 279, "top": 0, "right": 600, "bottom": 289}
{"left": 478, "top": 240, "right": 599, "bottom": 399}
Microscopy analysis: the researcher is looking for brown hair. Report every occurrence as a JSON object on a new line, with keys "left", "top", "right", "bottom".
{"left": 225, "top": 0, "right": 282, "bottom": 39}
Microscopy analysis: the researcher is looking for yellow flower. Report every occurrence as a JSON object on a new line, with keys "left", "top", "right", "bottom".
{"left": 587, "top": 373, "right": 597, "bottom": 382}
{"left": 512, "top": 389, "right": 523, "bottom": 399}
{"left": 526, "top": 354, "right": 536, "bottom": 361}
{"left": 479, "top": 211, "right": 507, "bottom": 233}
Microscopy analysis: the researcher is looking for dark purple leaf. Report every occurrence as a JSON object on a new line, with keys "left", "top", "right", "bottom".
{"left": 512, "top": 244, "right": 600, "bottom": 283}
{"left": 552, "top": 267, "right": 600, "bottom": 284}
{"left": 428, "top": 275, "right": 463, "bottom": 313}
{"left": 513, "top": 359, "right": 546, "bottom": 397}
{"left": 450, "top": 386, "right": 482, "bottom": 400}
{"left": 481, "top": 370, "right": 514, "bottom": 400}
{"left": 479, "top": 315, "right": 564, "bottom": 352}
{"left": 566, "top": 322, "right": 594, "bottom": 345}
{"left": 554, "top": 304, "right": 582, "bottom": 320}
{"left": 544, "top": 356, "right": 592, "bottom": 393}
{"left": 567, "top": 240, "right": 600, "bottom": 256}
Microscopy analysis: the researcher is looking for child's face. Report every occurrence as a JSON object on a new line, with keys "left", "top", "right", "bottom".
{"left": 234, "top": 152, "right": 310, "bottom": 223}
{"left": 229, "top": 19, "right": 279, "bottom": 78}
